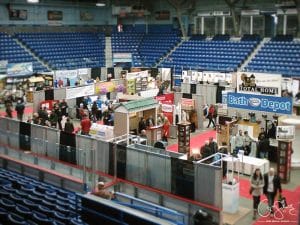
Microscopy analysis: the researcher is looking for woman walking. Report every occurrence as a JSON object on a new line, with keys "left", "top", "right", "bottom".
{"left": 250, "top": 168, "right": 264, "bottom": 220}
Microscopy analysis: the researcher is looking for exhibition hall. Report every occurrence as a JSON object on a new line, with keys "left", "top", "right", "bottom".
{"left": 0, "top": 0, "right": 300, "bottom": 225}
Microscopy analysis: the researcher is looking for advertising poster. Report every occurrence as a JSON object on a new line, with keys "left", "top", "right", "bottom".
{"left": 55, "top": 70, "right": 78, "bottom": 86}
{"left": 94, "top": 81, "right": 115, "bottom": 94}
{"left": 276, "top": 126, "right": 295, "bottom": 140}
{"left": 126, "top": 79, "right": 136, "bottom": 95}
{"left": 227, "top": 92, "right": 292, "bottom": 115}
{"left": 7, "top": 62, "right": 33, "bottom": 77}
{"left": 237, "top": 72, "right": 282, "bottom": 96}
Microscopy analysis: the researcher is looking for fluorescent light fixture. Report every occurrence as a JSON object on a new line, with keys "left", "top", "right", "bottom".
{"left": 27, "top": 0, "right": 39, "bottom": 3}
{"left": 96, "top": 2, "right": 105, "bottom": 7}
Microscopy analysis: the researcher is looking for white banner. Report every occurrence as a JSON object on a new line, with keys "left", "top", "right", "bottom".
{"left": 126, "top": 70, "right": 148, "bottom": 79}
{"left": 55, "top": 70, "right": 78, "bottom": 78}
{"left": 78, "top": 68, "right": 89, "bottom": 75}
{"left": 65, "top": 84, "right": 95, "bottom": 99}
{"left": 237, "top": 72, "right": 282, "bottom": 96}
{"left": 162, "top": 104, "right": 173, "bottom": 112}
{"left": 202, "top": 71, "right": 226, "bottom": 83}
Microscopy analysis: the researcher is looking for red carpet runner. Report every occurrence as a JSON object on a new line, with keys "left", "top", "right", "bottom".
{"left": 167, "top": 130, "right": 216, "bottom": 153}
{"left": 239, "top": 178, "right": 300, "bottom": 225}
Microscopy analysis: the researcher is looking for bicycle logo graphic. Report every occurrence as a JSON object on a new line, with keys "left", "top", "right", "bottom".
{"left": 258, "top": 199, "right": 296, "bottom": 221}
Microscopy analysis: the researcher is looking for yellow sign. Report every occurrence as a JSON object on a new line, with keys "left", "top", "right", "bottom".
{"left": 95, "top": 81, "right": 115, "bottom": 94}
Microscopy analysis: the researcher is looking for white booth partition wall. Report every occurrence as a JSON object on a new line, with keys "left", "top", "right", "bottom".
{"left": 54, "top": 87, "right": 66, "bottom": 100}
{"left": 194, "top": 163, "right": 223, "bottom": 208}
{"left": 0, "top": 117, "right": 8, "bottom": 147}
{"left": 45, "top": 127, "right": 60, "bottom": 159}
{"left": 33, "top": 90, "right": 45, "bottom": 112}
{"left": 126, "top": 144, "right": 172, "bottom": 192}
{"left": 31, "top": 124, "right": 47, "bottom": 155}
{"left": 7, "top": 119, "right": 20, "bottom": 150}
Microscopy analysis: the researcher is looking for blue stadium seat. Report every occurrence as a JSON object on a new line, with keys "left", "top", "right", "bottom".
{"left": 7, "top": 213, "right": 26, "bottom": 225}
{"left": 15, "top": 204, "right": 32, "bottom": 220}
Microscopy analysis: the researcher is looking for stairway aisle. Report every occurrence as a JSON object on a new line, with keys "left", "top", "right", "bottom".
{"left": 105, "top": 36, "right": 113, "bottom": 68}
{"left": 238, "top": 38, "right": 270, "bottom": 72}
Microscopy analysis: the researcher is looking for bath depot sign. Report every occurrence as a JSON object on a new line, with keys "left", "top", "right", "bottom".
{"left": 237, "top": 72, "right": 282, "bottom": 96}
{"left": 227, "top": 92, "right": 292, "bottom": 115}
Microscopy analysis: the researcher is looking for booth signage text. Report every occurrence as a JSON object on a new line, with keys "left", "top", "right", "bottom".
{"left": 237, "top": 72, "right": 282, "bottom": 96}
{"left": 227, "top": 92, "right": 292, "bottom": 115}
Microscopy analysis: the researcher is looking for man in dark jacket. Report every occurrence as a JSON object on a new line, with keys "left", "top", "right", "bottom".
{"left": 15, "top": 99, "right": 25, "bottom": 121}
{"left": 263, "top": 168, "right": 282, "bottom": 216}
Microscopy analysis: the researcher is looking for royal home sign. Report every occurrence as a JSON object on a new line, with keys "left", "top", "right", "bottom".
{"left": 237, "top": 72, "right": 282, "bottom": 96}
{"left": 227, "top": 92, "right": 292, "bottom": 115}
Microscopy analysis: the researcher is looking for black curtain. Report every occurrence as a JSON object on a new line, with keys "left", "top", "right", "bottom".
{"left": 108, "top": 142, "right": 127, "bottom": 179}
{"left": 45, "top": 89, "right": 54, "bottom": 101}
{"left": 182, "top": 93, "right": 192, "bottom": 99}
{"left": 59, "top": 131, "right": 76, "bottom": 164}
{"left": 216, "top": 85, "right": 225, "bottom": 103}
{"left": 190, "top": 84, "right": 196, "bottom": 94}
{"left": 19, "top": 122, "right": 31, "bottom": 151}
{"left": 171, "top": 158, "right": 194, "bottom": 199}
{"left": 91, "top": 67, "right": 101, "bottom": 80}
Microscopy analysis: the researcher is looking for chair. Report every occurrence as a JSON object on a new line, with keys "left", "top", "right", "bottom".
{"left": 32, "top": 211, "right": 52, "bottom": 225}
{"left": 53, "top": 211, "right": 69, "bottom": 224}
{"left": 70, "top": 218, "right": 88, "bottom": 225}
{"left": 22, "top": 199, "right": 38, "bottom": 211}
{"left": 37, "top": 205, "right": 52, "bottom": 218}
{"left": 0, "top": 207, "right": 8, "bottom": 223}
{"left": 0, "top": 198, "right": 15, "bottom": 211}
{"left": 15, "top": 204, "right": 31, "bottom": 220}
{"left": 7, "top": 213, "right": 26, "bottom": 225}
{"left": 9, "top": 193, "right": 23, "bottom": 204}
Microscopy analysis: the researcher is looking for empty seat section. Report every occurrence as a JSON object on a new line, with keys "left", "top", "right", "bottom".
{"left": 0, "top": 33, "right": 47, "bottom": 72}
{"left": 14, "top": 32, "right": 106, "bottom": 70}
{"left": 160, "top": 35, "right": 259, "bottom": 74}
{"left": 244, "top": 37, "right": 300, "bottom": 75}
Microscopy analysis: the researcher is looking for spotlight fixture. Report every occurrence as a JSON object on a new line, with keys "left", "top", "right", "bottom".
{"left": 27, "top": 0, "right": 39, "bottom": 3}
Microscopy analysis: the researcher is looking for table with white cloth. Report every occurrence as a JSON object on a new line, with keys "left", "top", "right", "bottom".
{"left": 223, "top": 155, "right": 270, "bottom": 175}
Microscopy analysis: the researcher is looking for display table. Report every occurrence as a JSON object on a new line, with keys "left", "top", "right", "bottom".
{"left": 223, "top": 155, "right": 269, "bottom": 175}
{"left": 146, "top": 125, "right": 163, "bottom": 146}
{"left": 222, "top": 182, "right": 239, "bottom": 214}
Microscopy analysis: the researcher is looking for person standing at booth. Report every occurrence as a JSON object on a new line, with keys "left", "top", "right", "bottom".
{"left": 243, "top": 131, "right": 254, "bottom": 156}
{"left": 235, "top": 130, "right": 244, "bottom": 155}
{"left": 80, "top": 113, "right": 92, "bottom": 136}
{"left": 250, "top": 168, "right": 264, "bottom": 220}
{"left": 263, "top": 168, "right": 282, "bottom": 217}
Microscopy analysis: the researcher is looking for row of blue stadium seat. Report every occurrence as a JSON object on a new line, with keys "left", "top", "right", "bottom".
{"left": 0, "top": 167, "right": 87, "bottom": 225}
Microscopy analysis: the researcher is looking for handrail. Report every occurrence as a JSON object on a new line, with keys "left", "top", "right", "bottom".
{"left": 114, "top": 192, "right": 185, "bottom": 225}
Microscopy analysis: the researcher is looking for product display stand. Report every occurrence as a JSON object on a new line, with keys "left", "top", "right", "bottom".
{"left": 177, "top": 121, "right": 191, "bottom": 155}
{"left": 277, "top": 140, "right": 292, "bottom": 183}
{"left": 222, "top": 155, "right": 240, "bottom": 214}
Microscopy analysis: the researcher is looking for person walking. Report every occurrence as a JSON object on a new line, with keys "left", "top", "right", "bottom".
{"left": 15, "top": 99, "right": 25, "bottom": 121}
{"left": 250, "top": 168, "right": 264, "bottom": 220}
{"left": 263, "top": 168, "right": 282, "bottom": 217}
{"left": 206, "top": 104, "right": 215, "bottom": 128}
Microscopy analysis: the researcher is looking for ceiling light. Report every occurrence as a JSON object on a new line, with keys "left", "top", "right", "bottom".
{"left": 27, "top": 0, "right": 39, "bottom": 3}
{"left": 96, "top": 2, "right": 105, "bottom": 7}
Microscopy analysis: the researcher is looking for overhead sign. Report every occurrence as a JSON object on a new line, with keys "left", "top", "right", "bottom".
{"left": 113, "top": 53, "right": 132, "bottom": 63}
{"left": 237, "top": 72, "right": 282, "bottom": 96}
{"left": 227, "top": 92, "right": 292, "bottom": 115}
{"left": 65, "top": 85, "right": 95, "bottom": 99}
{"left": 7, "top": 62, "right": 33, "bottom": 77}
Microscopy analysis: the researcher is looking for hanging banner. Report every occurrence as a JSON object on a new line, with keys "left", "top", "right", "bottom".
{"left": 227, "top": 92, "right": 292, "bottom": 115}
{"left": 113, "top": 53, "right": 132, "bottom": 63}
{"left": 65, "top": 84, "right": 95, "bottom": 99}
{"left": 162, "top": 104, "right": 173, "bottom": 124}
{"left": 7, "top": 62, "right": 33, "bottom": 77}
{"left": 237, "top": 72, "right": 282, "bottom": 96}
{"left": 95, "top": 81, "right": 115, "bottom": 94}
{"left": 155, "top": 93, "right": 174, "bottom": 104}
{"left": 55, "top": 70, "right": 78, "bottom": 86}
